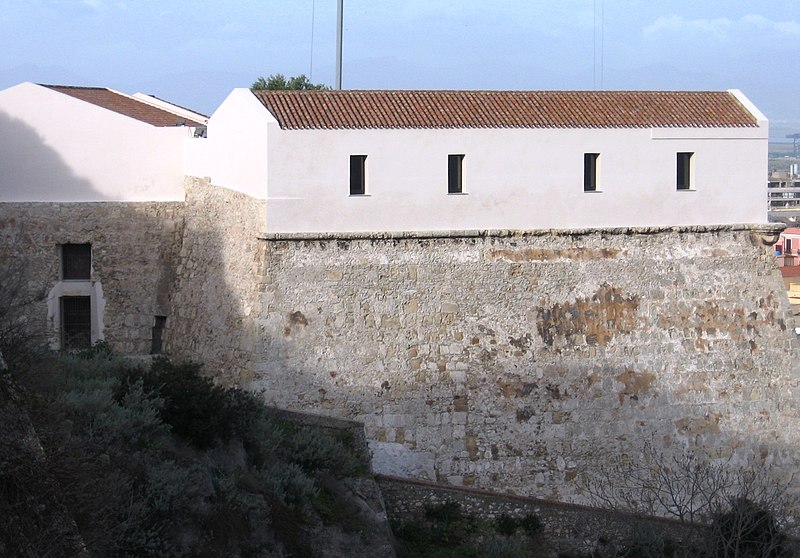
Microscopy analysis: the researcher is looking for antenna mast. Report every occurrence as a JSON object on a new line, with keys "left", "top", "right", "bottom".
{"left": 335, "top": 0, "right": 343, "bottom": 90}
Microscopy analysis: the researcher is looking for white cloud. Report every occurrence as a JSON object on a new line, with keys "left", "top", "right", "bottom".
{"left": 81, "top": 0, "right": 105, "bottom": 9}
{"left": 643, "top": 13, "right": 800, "bottom": 38}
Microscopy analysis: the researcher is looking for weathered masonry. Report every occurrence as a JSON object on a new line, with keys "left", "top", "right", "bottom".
{"left": 149, "top": 180, "right": 800, "bottom": 504}
{"left": 237, "top": 223, "right": 799, "bottom": 503}
{"left": 0, "top": 202, "right": 184, "bottom": 354}
{"left": 3, "top": 191, "right": 797, "bottom": 505}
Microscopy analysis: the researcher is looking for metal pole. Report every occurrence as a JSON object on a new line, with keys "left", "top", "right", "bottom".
{"left": 335, "top": 0, "right": 343, "bottom": 90}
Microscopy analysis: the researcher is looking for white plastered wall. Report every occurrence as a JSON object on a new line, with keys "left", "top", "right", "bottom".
{"left": 264, "top": 124, "right": 767, "bottom": 233}
{"left": 191, "top": 88, "right": 768, "bottom": 233}
{"left": 183, "top": 88, "right": 271, "bottom": 200}
{"left": 0, "top": 82, "right": 189, "bottom": 202}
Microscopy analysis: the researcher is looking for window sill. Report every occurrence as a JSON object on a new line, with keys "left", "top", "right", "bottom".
{"left": 448, "top": 192, "right": 468, "bottom": 196}
{"left": 583, "top": 190, "right": 602, "bottom": 193}
{"left": 349, "top": 194, "right": 371, "bottom": 197}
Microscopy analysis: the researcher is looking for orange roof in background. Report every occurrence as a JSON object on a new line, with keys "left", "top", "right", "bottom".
{"left": 251, "top": 90, "right": 759, "bottom": 131}
{"left": 42, "top": 85, "right": 206, "bottom": 127}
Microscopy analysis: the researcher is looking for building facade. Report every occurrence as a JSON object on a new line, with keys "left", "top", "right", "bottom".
{"left": 2, "top": 84, "right": 798, "bottom": 507}
{"left": 186, "top": 88, "right": 768, "bottom": 233}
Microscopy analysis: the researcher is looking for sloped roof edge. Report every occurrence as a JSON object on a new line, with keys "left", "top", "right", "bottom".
{"left": 41, "top": 84, "right": 205, "bottom": 127}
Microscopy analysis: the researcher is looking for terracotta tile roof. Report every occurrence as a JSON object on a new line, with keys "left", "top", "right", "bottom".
{"left": 42, "top": 85, "right": 205, "bottom": 127}
{"left": 251, "top": 90, "right": 759, "bottom": 130}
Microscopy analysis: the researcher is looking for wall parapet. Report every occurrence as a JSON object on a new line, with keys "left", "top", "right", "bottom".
{"left": 376, "top": 474, "right": 707, "bottom": 556}
{"left": 258, "top": 222, "right": 784, "bottom": 242}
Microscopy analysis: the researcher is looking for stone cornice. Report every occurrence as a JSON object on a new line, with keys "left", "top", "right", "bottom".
{"left": 257, "top": 223, "right": 784, "bottom": 242}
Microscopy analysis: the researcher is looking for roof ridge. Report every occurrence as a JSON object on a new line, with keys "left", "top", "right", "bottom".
{"left": 251, "top": 88, "right": 731, "bottom": 94}
{"left": 40, "top": 84, "right": 109, "bottom": 91}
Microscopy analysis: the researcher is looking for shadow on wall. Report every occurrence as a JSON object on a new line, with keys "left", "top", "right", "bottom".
{"left": 0, "top": 111, "right": 108, "bottom": 201}
{"left": 164, "top": 179, "right": 264, "bottom": 384}
{"left": 0, "top": 202, "right": 185, "bottom": 357}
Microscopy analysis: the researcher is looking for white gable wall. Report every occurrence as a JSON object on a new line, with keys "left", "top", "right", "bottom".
{"left": 263, "top": 123, "right": 767, "bottom": 233}
{"left": 0, "top": 82, "right": 188, "bottom": 202}
{"left": 184, "top": 88, "right": 271, "bottom": 200}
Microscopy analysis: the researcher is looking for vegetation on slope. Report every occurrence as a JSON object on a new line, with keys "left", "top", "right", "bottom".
{"left": 1, "top": 346, "right": 373, "bottom": 557}
{"left": 393, "top": 501, "right": 544, "bottom": 558}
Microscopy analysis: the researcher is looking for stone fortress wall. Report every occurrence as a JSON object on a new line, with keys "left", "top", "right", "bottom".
{"left": 0, "top": 202, "right": 184, "bottom": 354}
{"left": 164, "top": 177, "right": 265, "bottom": 383}
{"left": 3, "top": 179, "right": 799, "bottom": 506}
{"left": 247, "top": 218, "right": 800, "bottom": 503}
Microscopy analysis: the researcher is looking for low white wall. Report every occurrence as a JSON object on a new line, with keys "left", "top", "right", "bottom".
{"left": 0, "top": 82, "right": 188, "bottom": 202}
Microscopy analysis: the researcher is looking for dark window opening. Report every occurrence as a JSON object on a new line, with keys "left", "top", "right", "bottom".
{"left": 151, "top": 315, "right": 167, "bottom": 355}
{"left": 62, "top": 243, "right": 91, "bottom": 280}
{"left": 350, "top": 155, "right": 366, "bottom": 195}
{"left": 61, "top": 296, "right": 91, "bottom": 350}
{"left": 584, "top": 153, "right": 600, "bottom": 192}
{"left": 448, "top": 154, "right": 465, "bottom": 193}
{"left": 677, "top": 152, "right": 693, "bottom": 190}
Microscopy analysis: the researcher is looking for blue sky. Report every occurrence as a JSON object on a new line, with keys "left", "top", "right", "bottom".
{"left": 2, "top": 1, "right": 798, "bottom": 139}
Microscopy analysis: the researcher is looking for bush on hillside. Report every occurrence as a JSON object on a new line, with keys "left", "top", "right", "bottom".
{"left": 5, "top": 350, "right": 367, "bottom": 556}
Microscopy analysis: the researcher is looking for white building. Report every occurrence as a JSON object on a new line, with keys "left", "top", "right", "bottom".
{"left": 0, "top": 81, "right": 206, "bottom": 202}
{"left": 186, "top": 88, "right": 768, "bottom": 233}
{"left": 0, "top": 83, "right": 769, "bottom": 232}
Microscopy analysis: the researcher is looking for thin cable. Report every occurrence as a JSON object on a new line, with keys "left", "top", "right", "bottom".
{"left": 309, "top": 0, "right": 316, "bottom": 79}
{"left": 600, "top": 0, "right": 605, "bottom": 89}
{"left": 593, "top": 0, "right": 597, "bottom": 90}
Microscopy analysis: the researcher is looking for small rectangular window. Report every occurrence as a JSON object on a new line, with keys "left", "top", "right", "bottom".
{"left": 151, "top": 315, "right": 167, "bottom": 355}
{"left": 62, "top": 243, "right": 91, "bottom": 280}
{"left": 448, "top": 154, "right": 465, "bottom": 194}
{"left": 61, "top": 296, "right": 91, "bottom": 350}
{"left": 584, "top": 153, "right": 600, "bottom": 192}
{"left": 350, "top": 155, "right": 367, "bottom": 195}
{"left": 677, "top": 152, "right": 693, "bottom": 190}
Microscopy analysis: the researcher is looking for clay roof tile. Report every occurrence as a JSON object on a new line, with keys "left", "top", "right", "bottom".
{"left": 43, "top": 84, "right": 206, "bottom": 127}
{"left": 251, "top": 90, "right": 758, "bottom": 131}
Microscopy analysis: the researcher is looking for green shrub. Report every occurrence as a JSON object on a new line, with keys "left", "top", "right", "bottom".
{"left": 6, "top": 351, "right": 373, "bottom": 556}
{"left": 520, "top": 513, "right": 543, "bottom": 537}
{"left": 481, "top": 536, "right": 534, "bottom": 558}
{"left": 497, "top": 513, "right": 519, "bottom": 536}
{"left": 258, "top": 462, "right": 319, "bottom": 508}
{"left": 75, "top": 339, "right": 113, "bottom": 360}
{"left": 425, "top": 501, "right": 464, "bottom": 524}
{"left": 496, "top": 512, "right": 543, "bottom": 538}
{"left": 119, "top": 360, "right": 232, "bottom": 449}
{"left": 285, "top": 425, "right": 362, "bottom": 477}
